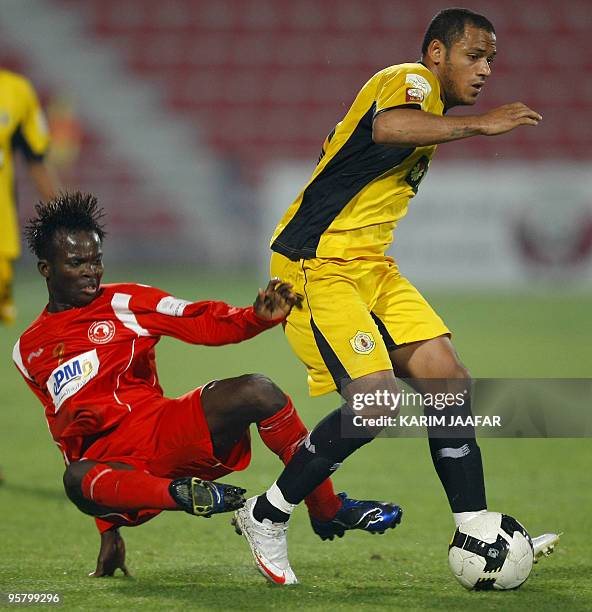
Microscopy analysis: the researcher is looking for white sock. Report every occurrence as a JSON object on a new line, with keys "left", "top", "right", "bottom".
{"left": 453, "top": 509, "right": 487, "bottom": 527}
{"left": 265, "top": 481, "right": 296, "bottom": 516}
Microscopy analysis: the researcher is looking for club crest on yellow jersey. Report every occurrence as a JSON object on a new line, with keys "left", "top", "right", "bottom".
{"left": 350, "top": 331, "right": 376, "bottom": 354}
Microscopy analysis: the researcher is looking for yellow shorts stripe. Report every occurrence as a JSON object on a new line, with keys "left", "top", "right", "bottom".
{"left": 271, "top": 252, "right": 450, "bottom": 396}
{"left": 370, "top": 311, "right": 398, "bottom": 351}
{"left": 308, "top": 311, "right": 351, "bottom": 393}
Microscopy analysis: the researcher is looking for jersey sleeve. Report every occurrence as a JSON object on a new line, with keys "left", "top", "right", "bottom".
{"left": 374, "top": 66, "right": 439, "bottom": 115}
{"left": 116, "top": 285, "right": 282, "bottom": 345}
{"left": 11, "top": 77, "right": 50, "bottom": 161}
{"left": 13, "top": 337, "right": 90, "bottom": 462}
{"left": 12, "top": 338, "right": 51, "bottom": 408}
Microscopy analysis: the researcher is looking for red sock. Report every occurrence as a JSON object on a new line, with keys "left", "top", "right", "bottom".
{"left": 81, "top": 465, "right": 177, "bottom": 511}
{"left": 257, "top": 397, "right": 342, "bottom": 521}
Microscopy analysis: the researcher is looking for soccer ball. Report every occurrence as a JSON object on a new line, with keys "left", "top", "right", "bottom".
{"left": 448, "top": 512, "right": 534, "bottom": 590}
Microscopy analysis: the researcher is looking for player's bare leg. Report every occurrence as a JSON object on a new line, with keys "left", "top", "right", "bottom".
{"left": 390, "top": 335, "right": 487, "bottom": 525}
{"left": 234, "top": 370, "right": 403, "bottom": 584}
{"left": 201, "top": 373, "right": 400, "bottom": 536}
{"left": 202, "top": 373, "right": 342, "bottom": 520}
{"left": 389, "top": 335, "right": 465, "bottom": 381}
{"left": 390, "top": 336, "right": 559, "bottom": 558}
{"left": 200, "top": 373, "right": 290, "bottom": 460}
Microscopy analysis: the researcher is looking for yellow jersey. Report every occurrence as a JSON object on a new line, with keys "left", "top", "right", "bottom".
{"left": 271, "top": 63, "right": 444, "bottom": 260}
{"left": 0, "top": 70, "right": 50, "bottom": 258}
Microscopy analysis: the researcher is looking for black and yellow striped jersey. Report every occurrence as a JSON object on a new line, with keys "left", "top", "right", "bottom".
{"left": 0, "top": 70, "right": 50, "bottom": 258}
{"left": 271, "top": 63, "right": 444, "bottom": 260}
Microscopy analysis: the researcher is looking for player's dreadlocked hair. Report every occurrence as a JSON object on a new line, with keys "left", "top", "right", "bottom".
{"left": 24, "top": 192, "right": 106, "bottom": 260}
{"left": 421, "top": 8, "right": 495, "bottom": 57}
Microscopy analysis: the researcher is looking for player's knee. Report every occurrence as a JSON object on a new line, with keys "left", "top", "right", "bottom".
{"left": 63, "top": 461, "right": 95, "bottom": 507}
{"left": 437, "top": 358, "right": 471, "bottom": 384}
{"left": 452, "top": 363, "right": 471, "bottom": 383}
{"left": 236, "top": 373, "right": 287, "bottom": 419}
{"left": 63, "top": 462, "right": 84, "bottom": 495}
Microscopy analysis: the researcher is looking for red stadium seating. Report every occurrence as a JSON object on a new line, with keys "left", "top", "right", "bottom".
{"left": 50, "top": 0, "right": 592, "bottom": 171}
{"left": 0, "top": 35, "right": 180, "bottom": 242}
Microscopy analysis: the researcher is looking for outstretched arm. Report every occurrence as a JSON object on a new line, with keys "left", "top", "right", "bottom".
{"left": 129, "top": 278, "right": 302, "bottom": 345}
{"left": 373, "top": 103, "right": 542, "bottom": 147}
{"left": 27, "top": 160, "right": 60, "bottom": 202}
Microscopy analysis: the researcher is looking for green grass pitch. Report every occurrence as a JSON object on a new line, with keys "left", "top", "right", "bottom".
{"left": 1, "top": 269, "right": 591, "bottom": 611}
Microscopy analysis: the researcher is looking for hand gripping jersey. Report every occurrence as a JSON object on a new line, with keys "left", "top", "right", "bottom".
{"left": 13, "top": 283, "right": 279, "bottom": 463}
{"left": 271, "top": 63, "right": 444, "bottom": 261}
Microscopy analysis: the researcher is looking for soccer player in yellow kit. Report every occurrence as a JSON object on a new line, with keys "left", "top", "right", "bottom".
{"left": 0, "top": 69, "right": 59, "bottom": 323}
{"left": 235, "top": 8, "right": 559, "bottom": 585}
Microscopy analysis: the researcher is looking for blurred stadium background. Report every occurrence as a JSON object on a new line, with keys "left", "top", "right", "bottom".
{"left": 1, "top": 1, "right": 591, "bottom": 609}
{"left": 2, "top": 0, "right": 591, "bottom": 279}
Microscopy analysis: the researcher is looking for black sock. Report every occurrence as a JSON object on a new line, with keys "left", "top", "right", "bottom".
{"left": 253, "top": 494, "right": 291, "bottom": 523}
{"left": 427, "top": 396, "right": 486, "bottom": 512}
{"left": 428, "top": 437, "right": 486, "bottom": 512}
{"left": 253, "top": 406, "right": 375, "bottom": 522}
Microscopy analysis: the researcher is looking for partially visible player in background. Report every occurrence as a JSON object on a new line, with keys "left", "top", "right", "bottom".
{"left": 0, "top": 68, "right": 60, "bottom": 324}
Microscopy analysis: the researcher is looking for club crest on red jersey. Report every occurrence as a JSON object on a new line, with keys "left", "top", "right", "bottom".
{"left": 88, "top": 320, "right": 116, "bottom": 344}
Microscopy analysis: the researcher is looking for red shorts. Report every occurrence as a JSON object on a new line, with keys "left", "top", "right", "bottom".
{"left": 82, "top": 386, "right": 252, "bottom": 481}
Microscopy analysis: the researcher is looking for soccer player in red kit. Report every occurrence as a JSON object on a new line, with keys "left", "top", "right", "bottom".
{"left": 13, "top": 192, "right": 402, "bottom": 577}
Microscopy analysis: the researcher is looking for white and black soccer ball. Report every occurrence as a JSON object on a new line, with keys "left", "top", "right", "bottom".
{"left": 448, "top": 512, "right": 534, "bottom": 590}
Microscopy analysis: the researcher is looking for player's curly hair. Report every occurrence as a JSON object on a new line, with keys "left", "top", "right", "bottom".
{"left": 421, "top": 8, "right": 495, "bottom": 57}
{"left": 24, "top": 191, "right": 106, "bottom": 259}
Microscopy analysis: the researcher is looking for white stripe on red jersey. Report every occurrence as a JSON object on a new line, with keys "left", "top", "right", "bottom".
{"left": 13, "top": 282, "right": 281, "bottom": 464}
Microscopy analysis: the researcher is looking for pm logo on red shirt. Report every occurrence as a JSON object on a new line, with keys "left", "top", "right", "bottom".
{"left": 48, "top": 349, "right": 100, "bottom": 411}
{"left": 88, "top": 321, "right": 116, "bottom": 344}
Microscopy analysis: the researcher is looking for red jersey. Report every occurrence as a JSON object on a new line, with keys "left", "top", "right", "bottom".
{"left": 13, "top": 283, "right": 280, "bottom": 464}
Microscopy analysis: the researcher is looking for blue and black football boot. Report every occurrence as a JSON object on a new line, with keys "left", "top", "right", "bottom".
{"left": 169, "top": 477, "right": 246, "bottom": 517}
{"left": 310, "top": 492, "right": 403, "bottom": 540}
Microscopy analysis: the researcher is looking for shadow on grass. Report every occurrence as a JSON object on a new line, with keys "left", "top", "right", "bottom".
{"left": 91, "top": 560, "right": 592, "bottom": 612}
{"left": 106, "top": 576, "right": 402, "bottom": 611}
{"left": 0, "top": 481, "right": 64, "bottom": 502}
{"left": 100, "top": 562, "right": 592, "bottom": 612}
